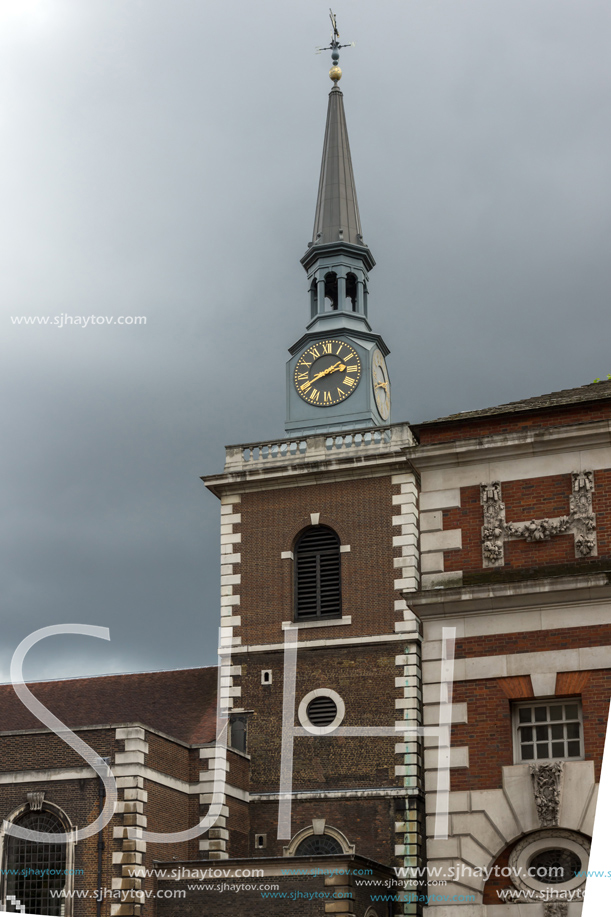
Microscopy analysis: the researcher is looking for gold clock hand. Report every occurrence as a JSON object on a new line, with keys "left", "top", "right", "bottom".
{"left": 300, "top": 362, "right": 346, "bottom": 392}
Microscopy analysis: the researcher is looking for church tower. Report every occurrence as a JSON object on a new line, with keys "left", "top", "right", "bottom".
{"left": 203, "top": 15, "right": 423, "bottom": 916}
{"left": 286, "top": 39, "right": 391, "bottom": 435}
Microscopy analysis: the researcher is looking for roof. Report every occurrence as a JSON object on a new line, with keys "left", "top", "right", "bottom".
{"left": 0, "top": 667, "right": 217, "bottom": 745}
{"left": 311, "top": 85, "right": 364, "bottom": 247}
{"left": 419, "top": 380, "right": 611, "bottom": 426}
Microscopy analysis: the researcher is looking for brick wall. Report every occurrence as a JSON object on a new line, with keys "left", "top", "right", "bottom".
{"left": 238, "top": 476, "right": 397, "bottom": 646}
{"left": 440, "top": 471, "right": 611, "bottom": 578}
{"left": 449, "top": 667, "right": 611, "bottom": 790}
{"left": 249, "top": 796, "right": 401, "bottom": 865}
{"left": 237, "top": 644, "right": 400, "bottom": 795}
{"left": 417, "top": 400, "right": 611, "bottom": 445}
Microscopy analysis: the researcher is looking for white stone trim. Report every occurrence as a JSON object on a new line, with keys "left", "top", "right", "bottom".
{"left": 114, "top": 727, "right": 147, "bottom": 906}
{"left": 423, "top": 762, "right": 598, "bottom": 905}
{"left": 422, "top": 595, "right": 611, "bottom": 641}
{"left": 421, "top": 511, "right": 443, "bottom": 532}
{"left": 423, "top": 645, "right": 611, "bottom": 684}
{"left": 392, "top": 472, "right": 421, "bottom": 607}
{"left": 281, "top": 616, "right": 352, "bottom": 629}
{"left": 420, "top": 489, "right": 461, "bottom": 512}
{"left": 234, "top": 632, "right": 421, "bottom": 653}
{"left": 421, "top": 529, "right": 462, "bottom": 553}
{"left": 282, "top": 823, "right": 354, "bottom": 856}
{"left": 530, "top": 672, "right": 557, "bottom": 696}
{"left": 298, "top": 688, "right": 345, "bottom": 735}
{"left": 249, "top": 787, "right": 410, "bottom": 801}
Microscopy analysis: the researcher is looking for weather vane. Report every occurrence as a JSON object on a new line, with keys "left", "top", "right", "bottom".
{"left": 315, "top": 8, "right": 355, "bottom": 84}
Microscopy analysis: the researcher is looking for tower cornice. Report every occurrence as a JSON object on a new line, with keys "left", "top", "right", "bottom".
{"left": 300, "top": 240, "right": 375, "bottom": 274}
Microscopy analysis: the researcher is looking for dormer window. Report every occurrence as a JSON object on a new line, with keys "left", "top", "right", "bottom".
{"left": 294, "top": 526, "right": 341, "bottom": 620}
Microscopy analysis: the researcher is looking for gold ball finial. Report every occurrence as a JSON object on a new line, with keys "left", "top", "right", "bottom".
{"left": 329, "top": 65, "right": 342, "bottom": 82}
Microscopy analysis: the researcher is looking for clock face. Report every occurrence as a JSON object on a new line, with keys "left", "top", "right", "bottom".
{"left": 294, "top": 339, "right": 361, "bottom": 407}
{"left": 371, "top": 348, "right": 390, "bottom": 420}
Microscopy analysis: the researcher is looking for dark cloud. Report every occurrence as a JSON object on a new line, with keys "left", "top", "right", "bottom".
{"left": 1, "top": 1, "right": 610, "bottom": 680}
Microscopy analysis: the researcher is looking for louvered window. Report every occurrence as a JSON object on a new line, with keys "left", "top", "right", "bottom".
{"left": 294, "top": 526, "right": 341, "bottom": 620}
{"left": 306, "top": 696, "right": 338, "bottom": 727}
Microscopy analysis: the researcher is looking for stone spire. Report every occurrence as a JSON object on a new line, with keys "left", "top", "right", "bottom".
{"left": 311, "top": 85, "right": 364, "bottom": 248}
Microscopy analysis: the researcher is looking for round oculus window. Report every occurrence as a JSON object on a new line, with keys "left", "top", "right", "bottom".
{"left": 528, "top": 849, "right": 581, "bottom": 884}
{"left": 298, "top": 688, "right": 345, "bottom": 735}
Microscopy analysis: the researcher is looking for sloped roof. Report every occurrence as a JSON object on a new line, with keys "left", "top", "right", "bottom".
{"left": 420, "top": 380, "right": 611, "bottom": 426}
{"left": 0, "top": 667, "right": 217, "bottom": 745}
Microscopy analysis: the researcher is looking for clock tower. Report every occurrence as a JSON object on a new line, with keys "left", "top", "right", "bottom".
{"left": 286, "top": 46, "right": 391, "bottom": 435}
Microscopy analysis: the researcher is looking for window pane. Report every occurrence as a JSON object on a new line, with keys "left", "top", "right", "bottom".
{"left": 515, "top": 699, "right": 582, "bottom": 762}
{"left": 5, "top": 811, "right": 66, "bottom": 916}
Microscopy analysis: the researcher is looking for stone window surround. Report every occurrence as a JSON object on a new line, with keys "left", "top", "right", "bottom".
{"left": 298, "top": 688, "right": 346, "bottom": 736}
{"left": 508, "top": 828, "right": 590, "bottom": 896}
{"left": 282, "top": 821, "right": 354, "bottom": 857}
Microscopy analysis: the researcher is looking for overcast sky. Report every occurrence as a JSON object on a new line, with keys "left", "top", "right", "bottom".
{"left": 2, "top": 0, "right": 611, "bottom": 682}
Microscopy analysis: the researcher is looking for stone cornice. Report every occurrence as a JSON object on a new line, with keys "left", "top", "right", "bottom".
{"left": 407, "top": 572, "right": 611, "bottom": 618}
{"left": 406, "top": 419, "right": 611, "bottom": 470}
{"left": 203, "top": 423, "right": 417, "bottom": 496}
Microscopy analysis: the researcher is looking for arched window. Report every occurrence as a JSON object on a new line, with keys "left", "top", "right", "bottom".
{"left": 295, "top": 834, "right": 343, "bottom": 856}
{"left": 294, "top": 526, "right": 341, "bottom": 620}
{"left": 346, "top": 272, "right": 358, "bottom": 311}
{"left": 324, "top": 272, "right": 338, "bottom": 310}
{"left": 3, "top": 809, "right": 67, "bottom": 915}
{"left": 283, "top": 823, "right": 354, "bottom": 857}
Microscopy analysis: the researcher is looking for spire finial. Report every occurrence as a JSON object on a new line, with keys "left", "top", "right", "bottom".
{"left": 315, "top": 9, "right": 355, "bottom": 84}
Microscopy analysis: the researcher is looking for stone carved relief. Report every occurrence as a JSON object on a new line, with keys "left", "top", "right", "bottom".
{"left": 544, "top": 904, "right": 568, "bottom": 917}
{"left": 27, "top": 791, "right": 45, "bottom": 811}
{"left": 530, "top": 762, "right": 563, "bottom": 828}
{"left": 481, "top": 472, "right": 597, "bottom": 567}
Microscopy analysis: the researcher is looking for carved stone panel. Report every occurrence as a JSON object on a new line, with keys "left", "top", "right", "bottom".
{"left": 530, "top": 762, "right": 563, "bottom": 828}
{"left": 481, "top": 472, "right": 597, "bottom": 567}
{"left": 544, "top": 903, "right": 568, "bottom": 917}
